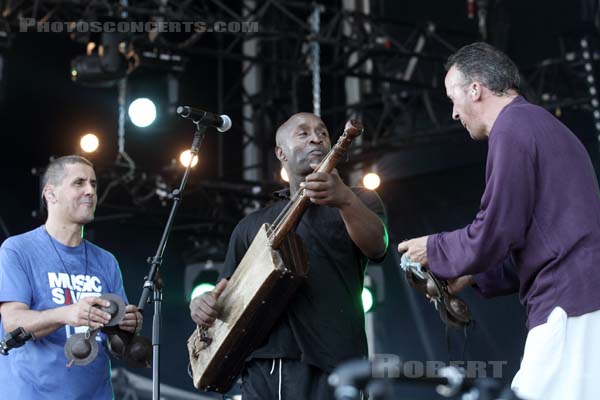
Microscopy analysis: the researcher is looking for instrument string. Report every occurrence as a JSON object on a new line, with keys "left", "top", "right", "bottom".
{"left": 266, "top": 155, "right": 330, "bottom": 241}
{"left": 266, "top": 125, "right": 356, "bottom": 244}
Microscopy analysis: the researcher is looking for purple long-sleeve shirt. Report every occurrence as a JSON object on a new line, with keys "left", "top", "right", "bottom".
{"left": 427, "top": 96, "right": 600, "bottom": 329}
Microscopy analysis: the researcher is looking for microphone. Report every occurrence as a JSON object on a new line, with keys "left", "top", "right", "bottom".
{"left": 176, "top": 106, "right": 232, "bottom": 132}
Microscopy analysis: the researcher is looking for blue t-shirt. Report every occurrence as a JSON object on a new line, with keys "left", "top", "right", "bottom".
{"left": 0, "top": 226, "right": 128, "bottom": 399}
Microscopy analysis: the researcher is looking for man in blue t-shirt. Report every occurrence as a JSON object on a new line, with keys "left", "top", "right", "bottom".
{"left": 0, "top": 155, "right": 142, "bottom": 399}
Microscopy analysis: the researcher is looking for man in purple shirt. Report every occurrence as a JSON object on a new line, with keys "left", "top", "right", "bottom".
{"left": 398, "top": 42, "right": 600, "bottom": 400}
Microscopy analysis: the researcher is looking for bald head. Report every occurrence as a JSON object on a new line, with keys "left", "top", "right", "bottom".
{"left": 275, "top": 112, "right": 331, "bottom": 181}
{"left": 276, "top": 112, "right": 326, "bottom": 146}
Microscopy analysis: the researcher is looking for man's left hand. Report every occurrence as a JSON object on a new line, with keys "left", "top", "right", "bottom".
{"left": 398, "top": 236, "right": 429, "bottom": 266}
{"left": 301, "top": 164, "right": 353, "bottom": 208}
{"left": 119, "top": 304, "right": 143, "bottom": 334}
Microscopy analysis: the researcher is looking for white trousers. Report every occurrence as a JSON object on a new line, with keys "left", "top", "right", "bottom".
{"left": 511, "top": 307, "right": 600, "bottom": 400}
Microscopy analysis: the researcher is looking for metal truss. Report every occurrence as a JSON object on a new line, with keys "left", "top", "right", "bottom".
{"left": 30, "top": 161, "right": 279, "bottom": 262}
{"left": 171, "top": 0, "right": 479, "bottom": 177}
{"left": 94, "top": 172, "right": 278, "bottom": 261}
{"left": 522, "top": 34, "right": 600, "bottom": 134}
{"left": 2, "top": 0, "right": 474, "bottom": 171}
{"left": 3, "top": 1, "right": 598, "bottom": 150}
{"left": 6, "top": 0, "right": 600, "bottom": 258}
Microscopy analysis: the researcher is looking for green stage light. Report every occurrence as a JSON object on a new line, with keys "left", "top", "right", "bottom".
{"left": 190, "top": 282, "right": 216, "bottom": 301}
{"left": 184, "top": 261, "right": 223, "bottom": 302}
{"left": 362, "top": 287, "right": 374, "bottom": 313}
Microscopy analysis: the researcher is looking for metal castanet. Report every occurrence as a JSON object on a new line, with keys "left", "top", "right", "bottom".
{"left": 187, "top": 119, "right": 363, "bottom": 393}
{"left": 403, "top": 264, "right": 471, "bottom": 328}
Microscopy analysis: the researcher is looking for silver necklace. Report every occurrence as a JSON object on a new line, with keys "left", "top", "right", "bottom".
{"left": 43, "top": 226, "right": 89, "bottom": 278}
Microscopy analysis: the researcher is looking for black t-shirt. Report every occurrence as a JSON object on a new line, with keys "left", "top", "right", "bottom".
{"left": 219, "top": 187, "right": 387, "bottom": 373}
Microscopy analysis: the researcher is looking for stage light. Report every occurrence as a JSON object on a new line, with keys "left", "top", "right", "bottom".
{"left": 580, "top": 38, "right": 600, "bottom": 139}
{"left": 70, "top": 33, "right": 132, "bottom": 87}
{"left": 128, "top": 98, "right": 156, "bottom": 127}
{"left": 184, "top": 261, "right": 223, "bottom": 302}
{"left": 362, "top": 287, "right": 374, "bottom": 313}
{"left": 363, "top": 266, "right": 385, "bottom": 314}
{"left": 363, "top": 172, "right": 380, "bottom": 190}
{"left": 179, "top": 150, "right": 199, "bottom": 168}
{"left": 281, "top": 167, "right": 289, "bottom": 182}
{"left": 80, "top": 133, "right": 99, "bottom": 153}
{"left": 190, "top": 283, "right": 216, "bottom": 301}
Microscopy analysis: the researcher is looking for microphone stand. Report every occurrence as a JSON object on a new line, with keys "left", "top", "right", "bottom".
{"left": 137, "top": 122, "right": 207, "bottom": 400}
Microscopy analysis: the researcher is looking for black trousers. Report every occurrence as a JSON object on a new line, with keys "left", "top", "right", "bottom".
{"left": 241, "top": 358, "right": 336, "bottom": 400}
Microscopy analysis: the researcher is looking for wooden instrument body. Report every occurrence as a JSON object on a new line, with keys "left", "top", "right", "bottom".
{"left": 188, "top": 224, "right": 308, "bottom": 393}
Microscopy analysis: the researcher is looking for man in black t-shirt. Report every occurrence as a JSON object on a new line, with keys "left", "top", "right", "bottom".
{"left": 190, "top": 113, "right": 388, "bottom": 399}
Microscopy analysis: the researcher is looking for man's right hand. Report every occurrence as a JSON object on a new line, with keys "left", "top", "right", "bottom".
{"left": 190, "top": 279, "right": 228, "bottom": 327}
{"left": 1, "top": 296, "right": 116, "bottom": 340}
{"left": 62, "top": 296, "right": 113, "bottom": 329}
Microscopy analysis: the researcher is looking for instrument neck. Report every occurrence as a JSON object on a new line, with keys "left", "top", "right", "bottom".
{"left": 268, "top": 141, "right": 343, "bottom": 248}
{"left": 267, "top": 119, "right": 362, "bottom": 249}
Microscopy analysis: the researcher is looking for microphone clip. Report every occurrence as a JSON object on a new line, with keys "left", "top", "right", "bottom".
{"left": 1, "top": 327, "right": 35, "bottom": 355}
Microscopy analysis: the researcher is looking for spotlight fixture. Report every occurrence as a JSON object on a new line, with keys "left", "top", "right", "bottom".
{"left": 128, "top": 98, "right": 157, "bottom": 128}
{"left": 70, "top": 32, "right": 135, "bottom": 87}
{"left": 179, "top": 150, "right": 199, "bottom": 168}
{"left": 581, "top": 38, "right": 600, "bottom": 140}
{"left": 362, "top": 284, "right": 374, "bottom": 313}
{"left": 362, "top": 172, "right": 381, "bottom": 190}
{"left": 80, "top": 133, "right": 99, "bottom": 153}
{"left": 184, "top": 261, "right": 223, "bottom": 302}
